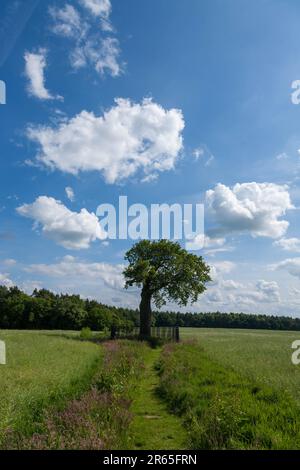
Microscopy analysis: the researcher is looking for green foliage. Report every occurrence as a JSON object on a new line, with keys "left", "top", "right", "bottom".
{"left": 79, "top": 327, "right": 93, "bottom": 340}
{"left": 124, "top": 240, "right": 211, "bottom": 308}
{"left": 158, "top": 311, "right": 300, "bottom": 331}
{"left": 0, "top": 286, "right": 138, "bottom": 331}
{"left": 95, "top": 341, "right": 147, "bottom": 398}
{"left": 157, "top": 342, "right": 300, "bottom": 449}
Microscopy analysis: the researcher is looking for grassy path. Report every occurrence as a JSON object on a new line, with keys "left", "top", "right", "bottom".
{"left": 128, "top": 347, "right": 188, "bottom": 450}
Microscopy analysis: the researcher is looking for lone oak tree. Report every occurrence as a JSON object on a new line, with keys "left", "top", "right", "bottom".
{"left": 123, "top": 240, "right": 211, "bottom": 338}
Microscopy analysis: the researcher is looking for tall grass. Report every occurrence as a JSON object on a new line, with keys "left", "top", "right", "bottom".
{"left": 157, "top": 341, "right": 300, "bottom": 449}
{"left": 0, "top": 331, "right": 102, "bottom": 446}
{"left": 3, "top": 340, "right": 148, "bottom": 450}
{"left": 180, "top": 328, "right": 300, "bottom": 401}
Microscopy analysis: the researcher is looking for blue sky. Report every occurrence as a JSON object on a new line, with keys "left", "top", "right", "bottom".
{"left": 1, "top": 0, "right": 300, "bottom": 314}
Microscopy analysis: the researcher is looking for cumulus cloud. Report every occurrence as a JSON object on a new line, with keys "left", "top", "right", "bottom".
{"left": 204, "top": 278, "right": 281, "bottom": 307}
{"left": 65, "top": 187, "right": 75, "bottom": 202}
{"left": 21, "top": 256, "right": 139, "bottom": 307}
{"left": 202, "top": 235, "right": 234, "bottom": 256}
{"left": 206, "top": 182, "right": 293, "bottom": 239}
{"left": 24, "top": 49, "right": 61, "bottom": 100}
{"left": 274, "top": 237, "right": 300, "bottom": 253}
{"left": 17, "top": 196, "right": 106, "bottom": 249}
{"left": 254, "top": 280, "right": 281, "bottom": 303}
{"left": 209, "top": 260, "right": 236, "bottom": 285}
{"left": 205, "top": 289, "right": 223, "bottom": 303}
{"left": 221, "top": 279, "right": 243, "bottom": 290}
{"left": 187, "top": 233, "right": 228, "bottom": 254}
{"left": 204, "top": 235, "right": 226, "bottom": 248}
{"left": 25, "top": 255, "right": 124, "bottom": 289}
{"left": 26, "top": 98, "right": 184, "bottom": 184}
{"left": 49, "top": 2, "right": 121, "bottom": 76}
{"left": 212, "top": 261, "right": 236, "bottom": 275}
{"left": 272, "top": 257, "right": 300, "bottom": 279}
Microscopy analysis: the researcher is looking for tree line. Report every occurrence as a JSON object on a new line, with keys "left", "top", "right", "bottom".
{"left": 1, "top": 285, "right": 300, "bottom": 332}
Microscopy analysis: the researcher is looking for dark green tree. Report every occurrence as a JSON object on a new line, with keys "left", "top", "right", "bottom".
{"left": 123, "top": 240, "right": 211, "bottom": 338}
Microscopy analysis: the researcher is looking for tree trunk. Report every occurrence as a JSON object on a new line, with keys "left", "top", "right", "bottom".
{"left": 139, "top": 285, "right": 152, "bottom": 338}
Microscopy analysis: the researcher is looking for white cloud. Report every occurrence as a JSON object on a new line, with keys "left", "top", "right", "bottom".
{"left": 193, "top": 144, "right": 215, "bottom": 166}
{"left": 25, "top": 255, "right": 124, "bottom": 289}
{"left": 290, "top": 287, "right": 300, "bottom": 296}
{"left": 205, "top": 289, "right": 223, "bottom": 303}
{"left": 185, "top": 233, "right": 225, "bottom": 252}
{"left": 79, "top": 0, "right": 113, "bottom": 30}
{"left": 17, "top": 196, "right": 106, "bottom": 250}
{"left": 71, "top": 37, "right": 121, "bottom": 76}
{"left": 204, "top": 235, "right": 226, "bottom": 248}
{"left": 204, "top": 278, "right": 280, "bottom": 307}
{"left": 65, "top": 186, "right": 75, "bottom": 202}
{"left": 274, "top": 237, "right": 300, "bottom": 253}
{"left": 0, "top": 273, "right": 14, "bottom": 288}
{"left": 80, "top": 0, "right": 111, "bottom": 18}
{"left": 212, "top": 260, "right": 236, "bottom": 274}
{"left": 49, "top": 2, "right": 120, "bottom": 76}
{"left": 193, "top": 147, "right": 204, "bottom": 160}
{"left": 204, "top": 247, "right": 234, "bottom": 257}
{"left": 220, "top": 279, "right": 243, "bottom": 290}
{"left": 24, "top": 49, "right": 61, "bottom": 100}
{"left": 21, "top": 280, "right": 43, "bottom": 294}
{"left": 254, "top": 280, "right": 281, "bottom": 303}
{"left": 27, "top": 98, "right": 184, "bottom": 184}
{"left": 49, "top": 4, "right": 85, "bottom": 38}
{"left": 2, "top": 259, "right": 17, "bottom": 267}
{"left": 94, "top": 37, "right": 121, "bottom": 76}
{"left": 273, "top": 257, "right": 300, "bottom": 279}
{"left": 206, "top": 182, "right": 293, "bottom": 239}
{"left": 202, "top": 235, "right": 234, "bottom": 256}
{"left": 21, "top": 256, "right": 139, "bottom": 307}
{"left": 209, "top": 260, "right": 236, "bottom": 284}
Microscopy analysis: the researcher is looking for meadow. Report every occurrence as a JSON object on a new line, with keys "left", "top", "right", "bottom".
{"left": 0, "top": 330, "right": 102, "bottom": 443}
{"left": 1, "top": 327, "right": 300, "bottom": 450}
{"left": 180, "top": 328, "right": 300, "bottom": 401}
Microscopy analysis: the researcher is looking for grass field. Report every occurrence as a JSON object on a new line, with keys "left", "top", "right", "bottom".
{"left": 180, "top": 328, "right": 300, "bottom": 401}
{"left": 2, "top": 327, "right": 300, "bottom": 450}
{"left": 0, "top": 330, "right": 102, "bottom": 444}
{"left": 158, "top": 338, "right": 300, "bottom": 449}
